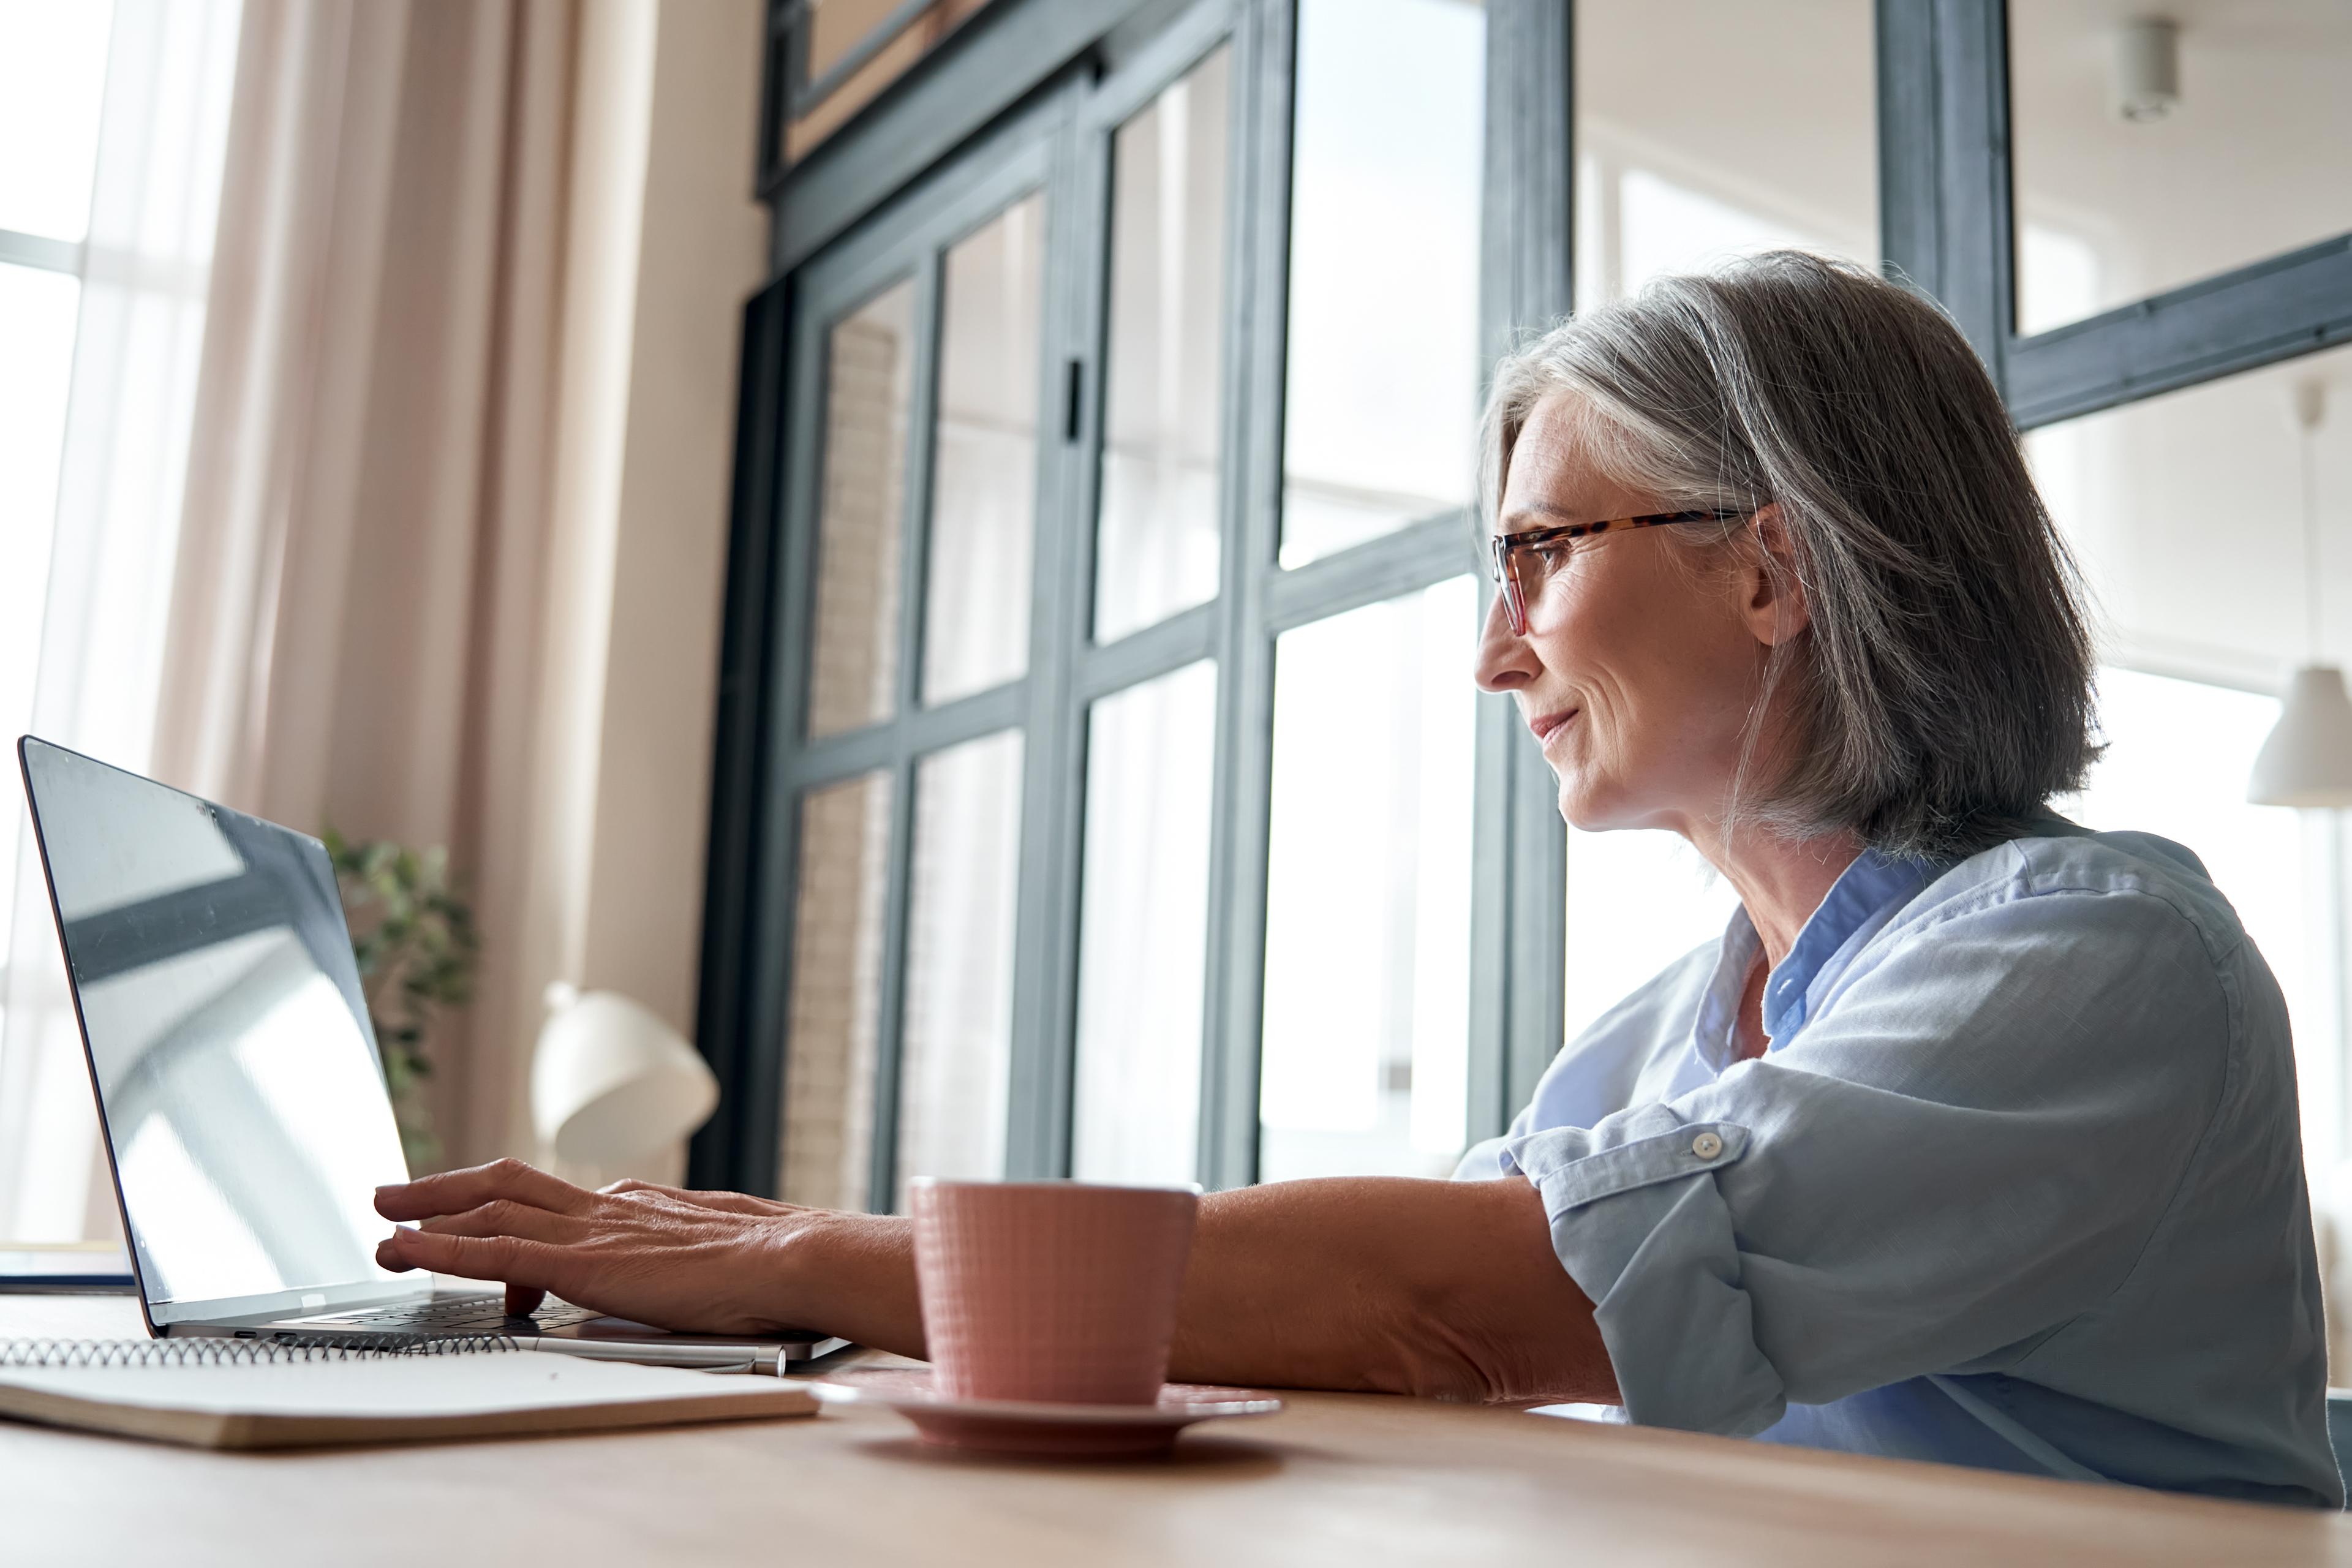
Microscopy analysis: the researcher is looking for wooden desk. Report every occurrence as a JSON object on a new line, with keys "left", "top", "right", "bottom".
{"left": 3, "top": 1295, "right": 2348, "bottom": 1566}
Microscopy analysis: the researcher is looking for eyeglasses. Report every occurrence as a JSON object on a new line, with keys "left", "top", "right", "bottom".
{"left": 1487, "top": 508, "right": 1751, "bottom": 636}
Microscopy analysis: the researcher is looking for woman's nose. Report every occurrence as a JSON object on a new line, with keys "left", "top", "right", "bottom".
{"left": 1474, "top": 590, "right": 1534, "bottom": 693}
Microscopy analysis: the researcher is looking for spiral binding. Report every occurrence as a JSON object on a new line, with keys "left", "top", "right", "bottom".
{"left": 0, "top": 1334, "right": 521, "bottom": 1368}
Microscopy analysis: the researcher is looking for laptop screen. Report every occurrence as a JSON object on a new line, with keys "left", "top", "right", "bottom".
{"left": 18, "top": 739, "right": 410, "bottom": 1310}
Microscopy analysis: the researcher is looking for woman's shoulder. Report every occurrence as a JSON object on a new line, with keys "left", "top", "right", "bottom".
{"left": 1909, "top": 823, "right": 2250, "bottom": 972}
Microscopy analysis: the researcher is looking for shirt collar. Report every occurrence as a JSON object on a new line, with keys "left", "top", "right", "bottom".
{"left": 1693, "top": 848, "right": 1946, "bottom": 1069}
{"left": 1761, "top": 848, "right": 1945, "bottom": 1042}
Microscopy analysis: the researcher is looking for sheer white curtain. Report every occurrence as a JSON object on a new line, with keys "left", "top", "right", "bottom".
{"left": 0, "top": 0, "right": 243, "bottom": 1242}
{"left": 1, "top": 0, "right": 764, "bottom": 1241}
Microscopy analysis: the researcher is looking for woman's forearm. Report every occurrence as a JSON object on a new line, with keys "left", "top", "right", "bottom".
{"left": 788, "top": 1175, "right": 1617, "bottom": 1405}
{"left": 1167, "top": 1175, "right": 1618, "bottom": 1404}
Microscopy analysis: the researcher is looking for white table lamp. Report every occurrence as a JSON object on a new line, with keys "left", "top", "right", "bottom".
{"left": 531, "top": 983, "right": 718, "bottom": 1185}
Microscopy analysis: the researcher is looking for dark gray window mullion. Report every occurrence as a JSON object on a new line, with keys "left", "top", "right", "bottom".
{"left": 1466, "top": 695, "right": 1518, "bottom": 1139}
{"left": 787, "top": 681, "right": 1028, "bottom": 788}
{"left": 1261, "top": 513, "right": 1479, "bottom": 634}
{"left": 861, "top": 754, "right": 921, "bottom": 1212}
{"left": 2005, "top": 239, "right": 2352, "bottom": 430}
{"left": 1074, "top": 602, "right": 1219, "bottom": 701}
{"left": 1485, "top": 0, "right": 1575, "bottom": 1118}
{"left": 1196, "top": 0, "right": 1292, "bottom": 1192}
{"left": 1006, "top": 89, "right": 1101, "bottom": 1180}
{"left": 1875, "top": 0, "right": 2011, "bottom": 393}
{"left": 895, "top": 254, "right": 946, "bottom": 722}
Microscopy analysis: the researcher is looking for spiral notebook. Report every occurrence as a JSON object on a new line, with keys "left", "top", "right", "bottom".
{"left": 0, "top": 1337, "right": 819, "bottom": 1450}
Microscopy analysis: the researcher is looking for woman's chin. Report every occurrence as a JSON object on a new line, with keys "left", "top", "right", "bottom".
{"left": 1554, "top": 780, "right": 1622, "bottom": 834}
{"left": 1555, "top": 776, "right": 1666, "bottom": 835}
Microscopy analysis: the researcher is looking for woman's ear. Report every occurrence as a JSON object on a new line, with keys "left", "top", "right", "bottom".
{"left": 1741, "top": 503, "right": 1810, "bottom": 648}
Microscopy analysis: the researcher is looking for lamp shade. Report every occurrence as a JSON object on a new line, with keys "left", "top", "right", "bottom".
{"left": 2248, "top": 665, "right": 2352, "bottom": 807}
{"left": 530, "top": 985, "right": 719, "bottom": 1175}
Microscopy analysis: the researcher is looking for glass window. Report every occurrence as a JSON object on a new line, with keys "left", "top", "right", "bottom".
{"left": 2026, "top": 345, "right": 2352, "bottom": 1173}
{"left": 1279, "top": 0, "right": 1485, "bottom": 570}
{"left": 1574, "top": 0, "right": 1875, "bottom": 312}
{"left": 808, "top": 281, "right": 916, "bottom": 739}
{"left": 0, "top": 1, "right": 113, "bottom": 241}
{"left": 894, "top": 729, "right": 1025, "bottom": 1197}
{"left": 2058, "top": 669, "right": 2327, "bottom": 1165}
{"left": 1562, "top": 828, "right": 1739, "bottom": 1048}
{"left": 923, "top": 195, "right": 1046, "bottom": 706}
{"left": 0, "top": 260, "right": 81, "bottom": 1074}
{"left": 2024, "top": 339, "right": 2352, "bottom": 680}
{"left": 2010, "top": 5, "right": 2352, "bottom": 336}
{"left": 1071, "top": 660, "right": 1219, "bottom": 1185}
{"left": 1259, "top": 576, "right": 1479, "bottom": 1180}
{"left": 1095, "top": 47, "right": 1231, "bottom": 644}
{"left": 778, "top": 772, "right": 894, "bottom": 1208}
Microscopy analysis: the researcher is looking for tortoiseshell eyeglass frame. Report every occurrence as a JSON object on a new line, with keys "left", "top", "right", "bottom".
{"left": 1486, "top": 508, "right": 1751, "bottom": 635}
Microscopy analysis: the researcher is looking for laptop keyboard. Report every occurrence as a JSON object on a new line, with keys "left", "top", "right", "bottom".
{"left": 301, "top": 1296, "right": 600, "bottom": 1335}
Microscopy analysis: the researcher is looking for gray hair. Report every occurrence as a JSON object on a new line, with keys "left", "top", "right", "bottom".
{"left": 1481, "top": 249, "right": 2098, "bottom": 859}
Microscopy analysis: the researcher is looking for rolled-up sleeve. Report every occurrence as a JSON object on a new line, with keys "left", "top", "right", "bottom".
{"left": 1502, "top": 887, "right": 2231, "bottom": 1438}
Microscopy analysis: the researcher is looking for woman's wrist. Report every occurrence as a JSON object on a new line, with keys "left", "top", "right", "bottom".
{"left": 764, "top": 1207, "right": 924, "bottom": 1354}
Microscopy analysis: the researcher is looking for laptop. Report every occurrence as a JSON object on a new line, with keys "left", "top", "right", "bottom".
{"left": 16, "top": 736, "right": 844, "bottom": 1370}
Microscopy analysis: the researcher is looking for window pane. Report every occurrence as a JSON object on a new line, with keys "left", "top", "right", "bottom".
{"left": 779, "top": 772, "right": 894, "bottom": 1209}
{"left": 2011, "top": 7, "right": 2352, "bottom": 335}
{"left": 1562, "top": 829, "right": 1739, "bottom": 1048}
{"left": 2026, "top": 345, "right": 2352, "bottom": 1173}
{"left": 2024, "top": 339, "right": 2352, "bottom": 679}
{"left": 922, "top": 194, "right": 1044, "bottom": 705}
{"left": 0, "top": 0, "right": 113, "bottom": 241}
{"left": 2057, "top": 670, "right": 2323, "bottom": 1164}
{"left": 895, "top": 729, "right": 1024, "bottom": 1197}
{"left": 808, "top": 281, "right": 915, "bottom": 739}
{"left": 1280, "top": 0, "right": 1484, "bottom": 569}
{"left": 1095, "top": 47, "right": 1231, "bottom": 643}
{"left": 1072, "top": 660, "right": 1218, "bottom": 1185}
{"left": 1574, "top": 0, "right": 1875, "bottom": 312}
{"left": 1260, "top": 576, "right": 1479, "bottom": 1180}
{"left": 0, "top": 263, "right": 81, "bottom": 993}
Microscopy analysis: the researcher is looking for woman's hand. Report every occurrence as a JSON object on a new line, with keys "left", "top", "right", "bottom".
{"left": 374, "top": 1161, "right": 1610, "bottom": 1403}
{"left": 372, "top": 1159, "right": 912, "bottom": 1340}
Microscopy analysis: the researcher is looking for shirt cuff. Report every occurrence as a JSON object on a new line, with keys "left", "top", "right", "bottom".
{"left": 1502, "top": 1104, "right": 1787, "bottom": 1436}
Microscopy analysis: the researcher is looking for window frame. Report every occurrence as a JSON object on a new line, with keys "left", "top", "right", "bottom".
{"left": 701, "top": 0, "right": 1574, "bottom": 1199}
{"left": 1876, "top": 0, "right": 2352, "bottom": 432}
{"left": 715, "top": 0, "right": 2352, "bottom": 1200}
{"left": 1876, "top": 0, "right": 2352, "bottom": 1156}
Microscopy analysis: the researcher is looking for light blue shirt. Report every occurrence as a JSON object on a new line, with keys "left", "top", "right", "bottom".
{"left": 1456, "top": 823, "right": 2342, "bottom": 1507}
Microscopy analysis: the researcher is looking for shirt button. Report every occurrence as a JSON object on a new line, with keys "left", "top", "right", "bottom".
{"left": 1691, "top": 1132, "right": 1724, "bottom": 1159}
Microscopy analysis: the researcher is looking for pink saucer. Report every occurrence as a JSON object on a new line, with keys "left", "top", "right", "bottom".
{"left": 807, "top": 1366, "right": 1283, "bottom": 1458}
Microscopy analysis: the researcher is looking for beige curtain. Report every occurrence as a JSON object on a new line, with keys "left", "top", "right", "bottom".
{"left": 151, "top": 0, "right": 588, "bottom": 1167}
{"left": 0, "top": 0, "right": 243, "bottom": 1242}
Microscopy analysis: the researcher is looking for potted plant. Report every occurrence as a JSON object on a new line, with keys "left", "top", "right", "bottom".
{"left": 322, "top": 831, "right": 480, "bottom": 1171}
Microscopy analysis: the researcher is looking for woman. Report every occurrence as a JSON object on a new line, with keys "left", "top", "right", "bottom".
{"left": 377, "top": 252, "right": 2339, "bottom": 1506}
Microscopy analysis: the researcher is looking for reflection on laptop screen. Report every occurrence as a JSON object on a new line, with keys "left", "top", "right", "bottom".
{"left": 20, "top": 739, "right": 409, "bottom": 1306}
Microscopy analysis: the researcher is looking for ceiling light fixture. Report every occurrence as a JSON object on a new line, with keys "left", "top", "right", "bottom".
{"left": 2113, "top": 17, "right": 2182, "bottom": 123}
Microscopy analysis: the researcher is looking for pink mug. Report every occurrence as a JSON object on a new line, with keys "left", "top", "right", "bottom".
{"left": 908, "top": 1178, "right": 1199, "bottom": 1405}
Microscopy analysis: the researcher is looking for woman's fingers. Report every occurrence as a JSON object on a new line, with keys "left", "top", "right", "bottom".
{"left": 598, "top": 1178, "right": 786, "bottom": 1217}
{"left": 504, "top": 1285, "right": 546, "bottom": 1317}
{"left": 416, "top": 1199, "right": 584, "bottom": 1245}
{"left": 376, "top": 1158, "right": 591, "bottom": 1221}
{"left": 375, "top": 1226, "right": 564, "bottom": 1291}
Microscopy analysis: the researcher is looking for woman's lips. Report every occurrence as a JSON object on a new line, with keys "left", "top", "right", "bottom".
{"left": 1528, "top": 708, "right": 1577, "bottom": 745}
